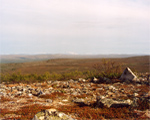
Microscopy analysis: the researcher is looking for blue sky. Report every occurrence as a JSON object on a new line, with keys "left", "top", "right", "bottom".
{"left": 0, "top": 0, "right": 150, "bottom": 55}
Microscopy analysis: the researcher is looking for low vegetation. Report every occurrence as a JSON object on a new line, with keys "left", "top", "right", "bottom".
{"left": 58, "top": 104, "right": 136, "bottom": 119}
{"left": 0, "top": 71, "right": 86, "bottom": 83}
{"left": 39, "top": 92, "right": 67, "bottom": 100}
{"left": 0, "top": 102, "right": 144, "bottom": 119}
{"left": 0, "top": 59, "right": 123, "bottom": 83}
{"left": 0, "top": 96, "right": 12, "bottom": 102}
{"left": 0, "top": 56, "right": 149, "bottom": 119}
{"left": 0, "top": 104, "right": 52, "bottom": 119}
{"left": 93, "top": 59, "right": 122, "bottom": 79}
{"left": 1, "top": 56, "right": 149, "bottom": 83}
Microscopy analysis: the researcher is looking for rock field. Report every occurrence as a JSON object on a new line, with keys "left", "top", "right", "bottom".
{"left": 0, "top": 68, "right": 150, "bottom": 119}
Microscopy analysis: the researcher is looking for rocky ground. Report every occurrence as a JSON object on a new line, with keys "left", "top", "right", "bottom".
{"left": 0, "top": 71, "right": 150, "bottom": 120}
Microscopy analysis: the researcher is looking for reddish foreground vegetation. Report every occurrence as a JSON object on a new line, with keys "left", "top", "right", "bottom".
{"left": 0, "top": 104, "right": 52, "bottom": 119}
{"left": 1, "top": 101, "right": 147, "bottom": 119}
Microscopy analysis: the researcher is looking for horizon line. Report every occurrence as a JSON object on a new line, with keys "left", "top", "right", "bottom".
{"left": 0, "top": 53, "right": 150, "bottom": 56}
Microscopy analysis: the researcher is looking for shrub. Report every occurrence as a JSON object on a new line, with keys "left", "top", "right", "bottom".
{"left": 0, "top": 60, "right": 123, "bottom": 84}
{"left": 93, "top": 59, "right": 122, "bottom": 79}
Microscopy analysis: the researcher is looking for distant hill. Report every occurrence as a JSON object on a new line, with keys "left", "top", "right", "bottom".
{"left": 1, "top": 55, "right": 149, "bottom": 74}
{"left": 0, "top": 54, "right": 149, "bottom": 63}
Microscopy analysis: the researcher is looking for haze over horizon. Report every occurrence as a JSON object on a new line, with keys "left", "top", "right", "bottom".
{"left": 0, "top": 0, "right": 150, "bottom": 55}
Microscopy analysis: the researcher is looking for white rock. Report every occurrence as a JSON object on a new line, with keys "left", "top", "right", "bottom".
{"left": 62, "top": 99, "right": 68, "bottom": 102}
{"left": 39, "top": 116, "right": 44, "bottom": 120}
{"left": 134, "top": 93, "right": 139, "bottom": 97}
{"left": 108, "top": 86, "right": 116, "bottom": 90}
{"left": 28, "top": 93, "right": 32, "bottom": 97}
{"left": 58, "top": 112, "right": 64, "bottom": 118}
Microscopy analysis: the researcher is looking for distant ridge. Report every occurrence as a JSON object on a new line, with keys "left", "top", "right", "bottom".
{"left": 0, "top": 54, "right": 149, "bottom": 63}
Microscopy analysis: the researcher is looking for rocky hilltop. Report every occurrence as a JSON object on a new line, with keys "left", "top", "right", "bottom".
{"left": 0, "top": 68, "right": 150, "bottom": 119}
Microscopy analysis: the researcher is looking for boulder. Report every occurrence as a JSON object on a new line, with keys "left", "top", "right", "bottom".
{"left": 134, "top": 110, "right": 150, "bottom": 119}
{"left": 32, "top": 89, "right": 43, "bottom": 96}
{"left": 96, "top": 96, "right": 133, "bottom": 108}
{"left": 120, "top": 67, "right": 137, "bottom": 81}
{"left": 32, "top": 109, "right": 75, "bottom": 120}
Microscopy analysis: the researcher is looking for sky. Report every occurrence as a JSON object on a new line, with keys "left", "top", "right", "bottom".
{"left": 0, "top": 0, "right": 150, "bottom": 55}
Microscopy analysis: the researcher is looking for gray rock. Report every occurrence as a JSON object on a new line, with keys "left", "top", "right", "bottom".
{"left": 96, "top": 88, "right": 103, "bottom": 91}
{"left": 32, "top": 90, "right": 43, "bottom": 96}
{"left": 0, "top": 92, "right": 6, "bottom": 96}
{"left": 32, "top": 108, "right": 75, "bottom": 120}
{"left": 72, "top": 98, "right": 85, "bottom": 103}
{"left": 78, "top": 78, "right": 86, "bottom": 82}
{"left": 72, "top": 92, "right": 78, "bottom": 96}
{"left": 108, "top": 85, "right": 116, "bottom": 90}
{"left": 46, "top": 99, "right": 53, "bottom": 103}
{"left": 96, "top": 96, "right": 133, "bottom": 108}
{"left": 120, "top": 67, "right": 137, "bottom": 81}
{"left": 17, "top": 86, "right": 23, "bottom": 91}
{"left": 0, "top": 84, "right": 8, "bottom": 90}
{"left": 15, "top": 91, "right": 23, "bottom": 96}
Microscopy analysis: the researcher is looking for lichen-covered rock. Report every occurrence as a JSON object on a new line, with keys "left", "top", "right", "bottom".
{"left": 32, "top": 89, "right": 43, "bottom": 96}
{"left": 32, "top": 109, "right": 75, "bottom": 120}
{"left": 96, "top": 96, "right": 133, "bottom": 108}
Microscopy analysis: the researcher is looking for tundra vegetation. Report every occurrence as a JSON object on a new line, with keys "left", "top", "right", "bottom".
{"left": 1, "top": 56, "right": 149, "bottom": 83}
{"left": 0, "top": 59, "right": 123, "bottom": 83}
{"left": 0, "top": 56, "right": 149, "bottom": 119}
